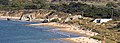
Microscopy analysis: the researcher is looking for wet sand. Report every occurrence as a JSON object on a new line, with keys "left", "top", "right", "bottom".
{"left": 28, "top": 22, "right": 98, "bottom": 36}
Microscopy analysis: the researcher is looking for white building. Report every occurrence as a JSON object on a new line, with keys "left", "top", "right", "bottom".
{"left": 93, "top": 18, "right": 112, "bottom": 23}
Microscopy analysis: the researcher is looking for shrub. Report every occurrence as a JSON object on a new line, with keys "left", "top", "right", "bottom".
{"left": 90, "top": 36, "right": 103, "bottom": 40}
{"left": 50, "top": 19, "right": 59, "bottom": 22}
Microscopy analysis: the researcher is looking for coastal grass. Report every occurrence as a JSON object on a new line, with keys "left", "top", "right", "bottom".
{"left": 64, "top": 18, "right": 120, "bottom": 43}
{"left": 90, "top": 35, "right": 103, "bottom": 41}
{"left": 81, "top": 21, "right": 120, "bottom": 43}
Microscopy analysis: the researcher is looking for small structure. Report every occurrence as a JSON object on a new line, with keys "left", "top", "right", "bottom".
{"left": 93, "top": 18, "right": 112, "bottom": 23}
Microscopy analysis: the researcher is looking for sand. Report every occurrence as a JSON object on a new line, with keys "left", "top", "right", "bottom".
{"left": 27, "top": 22, "right": 101, "bottom": 43}
{"left": 59, "top": 37, "right": 101, "bottom": 43}
{"left": 28, "top": 22, "right": 98, "bottom": 36}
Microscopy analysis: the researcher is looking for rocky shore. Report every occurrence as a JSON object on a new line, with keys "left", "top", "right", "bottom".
{"left": 0, "top": 16, "right": 102, "bottom": 43}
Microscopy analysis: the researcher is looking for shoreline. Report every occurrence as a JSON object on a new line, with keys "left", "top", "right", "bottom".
{"left": 0, "top": 16, "right": 40, "bottom": 22}
{"left": 27, "top": 22, "right": 98, "bottom": 36}
{"left": 27, "top": 22, "right": 101, "bottom": 43}
{"left": 0, "top": 16, "right": 101, "bottom": 43}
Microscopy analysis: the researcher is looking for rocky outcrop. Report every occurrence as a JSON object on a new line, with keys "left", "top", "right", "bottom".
{"left": 0, "top": 9, "right": 70, "bottom": 21}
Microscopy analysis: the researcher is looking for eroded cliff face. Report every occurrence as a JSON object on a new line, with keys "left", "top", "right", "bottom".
{"left": 0, "top": 9, "right": 70, "bottom": 20}
{"left": 0, "top": 10, "right": 50, "bottom": 18}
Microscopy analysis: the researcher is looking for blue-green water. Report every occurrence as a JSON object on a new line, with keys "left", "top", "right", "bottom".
{"left": 0, "top": 20, "right": 80, "bottom": 43}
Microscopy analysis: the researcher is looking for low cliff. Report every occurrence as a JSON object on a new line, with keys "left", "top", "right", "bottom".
{"left": 0, "top": 9, "right": 70, "bottom": 20}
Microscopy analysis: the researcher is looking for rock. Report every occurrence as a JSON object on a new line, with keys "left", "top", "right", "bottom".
{"left": 7, "top": 18, "right": 10, "bottom": 21}
{"left": 42, "top": 19, "right": 49, "bottom": 23}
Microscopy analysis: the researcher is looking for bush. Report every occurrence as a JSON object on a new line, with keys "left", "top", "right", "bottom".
{"left": 50, "top": 19, "right": 59, "bottom": 22}
{"left": 105, "top": 39, "right": 116, "bottom": 43}
{"left": 90, "top": 36, "right": 103, "bottom": 40}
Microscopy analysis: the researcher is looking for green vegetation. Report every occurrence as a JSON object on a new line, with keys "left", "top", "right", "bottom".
{"left": 50, "top": 19, "right": 59, "bottom": 22}
{"left": 0, "top": 0, "right": 48, "bottom": 10}
{"left": 66, "top": 18, "right": 120, "bottom": 43}
{"left": 90, "top": 35, "right": 103, "bottom": 41}
{"left": 0, "top": 0, "right": 120, "bottom": 19}
{"left": 49, "top": 2, "right": 120, "bottom": 19}
{"left": 84, "top": 21, "right": 120, "bottom": 43}
{"left": 0, "top": 0, "right": 120, "bottom": 43}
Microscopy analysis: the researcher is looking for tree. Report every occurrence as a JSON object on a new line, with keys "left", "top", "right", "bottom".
{"left": 50, "top": 19, "right": 59, "bottom": 22}
{"left": 0, "top": 0, "right": 9, "bottom": 5}
{"left": 106, "top": 2, "right": 117, "bottom": 8}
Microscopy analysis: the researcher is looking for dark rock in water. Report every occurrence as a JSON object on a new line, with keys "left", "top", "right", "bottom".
{"left": 7, "top": 18, "right": 10, "bottom": 21}
{"left": 117, "top": 30, "right": 120, "bottom": 32}
{"left": 42, "top": 20, "right": 48, "bottom": 23}
{"left": 118, "top": 42, "right": 120, "bottom": 43}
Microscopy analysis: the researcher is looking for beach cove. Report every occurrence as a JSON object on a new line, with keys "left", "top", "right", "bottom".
{"left": 0, "top": 9, "right": 102, "bottom": 43}
{"left": 0, "top": 20, "right": 81, "bottom": 43}
{"left": 27, "top": 22, "right": 101, "bottom": 43}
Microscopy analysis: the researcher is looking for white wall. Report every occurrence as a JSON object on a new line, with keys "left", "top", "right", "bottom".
{"left": 93, "top": 19, "right": 112, "bottom": 23}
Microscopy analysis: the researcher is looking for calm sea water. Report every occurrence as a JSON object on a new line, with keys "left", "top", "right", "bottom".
{"left": 0, "top": 20, "right": 80, "bottom": 43}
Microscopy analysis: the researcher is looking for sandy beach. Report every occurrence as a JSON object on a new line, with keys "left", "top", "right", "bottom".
{"left": 28, "top": 22, "right": 98, "bottom": 36}
{"left": 27, "top": 22, "right": 101, "bottom": 43}
{"left": 58, "top": 37, "right": 101, "bottom": 43}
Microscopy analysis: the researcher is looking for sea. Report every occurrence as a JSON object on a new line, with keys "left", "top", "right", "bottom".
{"left": 0, "top": 20, "right": 80, "bottom": 43}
